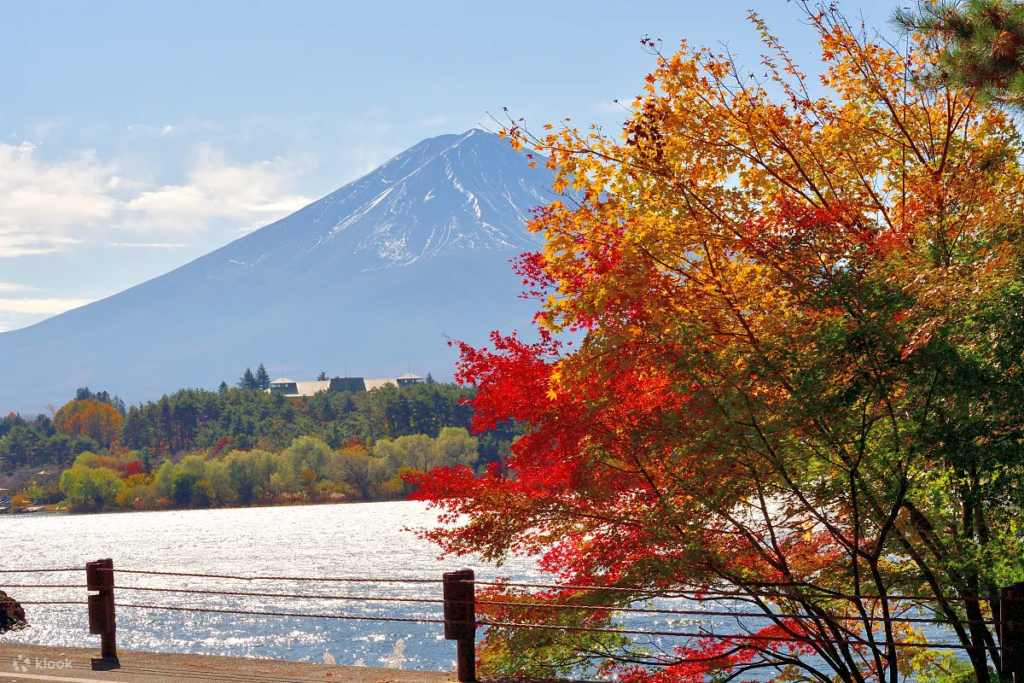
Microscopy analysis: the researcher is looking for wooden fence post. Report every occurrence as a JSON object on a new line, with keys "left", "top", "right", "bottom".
{"left": 443, "top": 569, "right": 476, "bottom": 682}
{"left": 86, "top": 559, "right": 117, "bottom": 660}
{"left": 1001, "top": 583, "right": 1024, "bottom": 682}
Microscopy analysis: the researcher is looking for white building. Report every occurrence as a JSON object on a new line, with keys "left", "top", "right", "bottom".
{"left": 268, "top": 373, "right": 423, "bottom": 398}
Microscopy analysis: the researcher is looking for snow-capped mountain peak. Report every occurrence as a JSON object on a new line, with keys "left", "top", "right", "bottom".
{"left": 210, "top": 129, "right": 552, "bottom": 274}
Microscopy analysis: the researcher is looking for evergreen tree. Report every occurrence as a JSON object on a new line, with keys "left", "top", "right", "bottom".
{"left": 0, "top": 425, "right": 43, "bottom": 472}
{"left": 238, "top": 368, "right": 256, "bottom": 390}
{"left": 255, "top": 363, "right": 271, "bottom": 390}
{"left": 218, "top": 381, "right": 229, "bottom": 394}
{"left": 77, "top": 389, "right": 121, "bottom": 410}
{"left": 317, "top": 371, "right": 328, "bottom": 381}
{"left": 425, "top": 372, "right": 435, "bottom": 385}
{"left": 899, "top": 0, "right": 1024, "bottom": 106}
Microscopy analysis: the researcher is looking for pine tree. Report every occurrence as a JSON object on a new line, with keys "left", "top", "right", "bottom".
{"left": 425, "top": 372, "right": 435, "bottom": 385}
{"left": 218, "top": 381, "right": 229, "bottom": 394}
{"left": 899, "top": 0, "right": 1024, "bottom": 106}
{"left": 238, "top": 368, "right": 256, "bottom": 390}
{"left": 317, "top": 371, "right": 329, "bottom": 381}
{"left": 255, "top": 363, "right": 271, "bottom": 390}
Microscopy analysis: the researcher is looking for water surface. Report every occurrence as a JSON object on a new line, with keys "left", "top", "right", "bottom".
{"left": 0, "top": 501, "right": 539, "bottom": 670}
{"left": 0, "top": 500, "right": 961, "bottom": 673}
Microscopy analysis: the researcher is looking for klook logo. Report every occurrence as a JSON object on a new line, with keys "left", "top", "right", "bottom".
{"left": 11, "top": 655, "right": 72, "bottom": 672}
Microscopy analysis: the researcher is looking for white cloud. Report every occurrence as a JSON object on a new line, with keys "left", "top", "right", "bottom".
{"left": 0, "top": 141, "right": 311, "bottom": 255}
{"left": 0, "top": 143, "right": 118, "bottom": 231}
{"left": 0, "top": 297, "right": 94, "bottom": 315}
{"left": 0, "top": 229, "right": 83, "bottom": 258}
{"left": 120, "top": 148, "right": 310, "bottom": 233}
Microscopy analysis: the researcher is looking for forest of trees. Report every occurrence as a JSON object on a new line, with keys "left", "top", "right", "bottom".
{"left": 0, "top": 377, "right": 517, "bottom": 512}
{"left": 0, "top": 387, "right": 128, "bottom": 475}
{"left": 58, "top": 428, "right": 481, "bottom": 512}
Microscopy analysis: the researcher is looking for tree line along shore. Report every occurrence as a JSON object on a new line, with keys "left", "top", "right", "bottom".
{"left": 0, "top": 378, "right": 517, "bottom": 513}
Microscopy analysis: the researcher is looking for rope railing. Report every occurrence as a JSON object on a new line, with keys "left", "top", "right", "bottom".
{"left": 91, "top": 567, "right": 443, "bottom": 583}
{"left": 5, "top": 560, "right": 1022, "bottom": 683}
{"left": 5, "top": 583, "right": 1003, "bottom": 625}
{"left": 115, "top": 585, "right": 446, "bottom": 604}
{"left": 5, "top": 583, "right": 1002, "bottom": 625}
{"left": 2, "top": 566, "right": 999, "bottom": 600}
{"left": 468, "top": 579, "right": 1002, "bottom": 603}
{"left": 474, "top": 620, "right": 1001, "bottom": 651}
{"left": 471, "top": 599, "right": 1002, "bottom": 626}
{"left": 1, "top": 583, "right": 87, "bottom": 589}
{"left": 46, "top": 601, "right": 1000, "bottom": 651}
{"left": 114, "top": 603, "right": 445, "bottom": 624}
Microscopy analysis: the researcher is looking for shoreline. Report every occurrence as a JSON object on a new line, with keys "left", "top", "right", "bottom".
{"left": 0, "top": 496, "right": 414, "bottom": 519}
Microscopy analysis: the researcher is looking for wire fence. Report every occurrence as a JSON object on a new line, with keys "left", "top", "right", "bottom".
{"left": 1, "top": 562, "right": 1018, "bottom": 682}
{"left": 467, "top": 579, "right": 1002, "bottom": 603}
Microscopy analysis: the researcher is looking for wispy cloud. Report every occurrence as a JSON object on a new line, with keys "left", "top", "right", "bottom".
{"left": 0, "top": 229, "right": 83, "bottom": 258}
{"left": 127, "top": 123, "right": 179, "bottom": 136}
{"left": 0, "top": 297, "right": 94, "bottom": 315}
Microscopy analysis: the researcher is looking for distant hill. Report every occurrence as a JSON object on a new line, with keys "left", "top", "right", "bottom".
{"left": 0, "top": 130, "right": 555, "bottom": 413}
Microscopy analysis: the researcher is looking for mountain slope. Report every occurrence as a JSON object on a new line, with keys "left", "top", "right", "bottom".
{"left": 0, "top": 130, "right": 554, "bottom": 413}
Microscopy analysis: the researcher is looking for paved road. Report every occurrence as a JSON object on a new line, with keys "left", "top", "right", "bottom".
{"left": 0, "top": 644, "right": 455, "bottom": 683}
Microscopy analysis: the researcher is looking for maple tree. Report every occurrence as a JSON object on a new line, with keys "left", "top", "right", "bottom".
{"left": 412, "top": 5, "right": 1024, "bottom": 683}
{"left": 53, "top": 398, "right": 123, "bottom": 448}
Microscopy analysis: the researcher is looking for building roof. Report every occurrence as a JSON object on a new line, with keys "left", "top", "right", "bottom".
{"left": 266, "top": 379, "right": 332, "bottom": 397}
{"left": 292, "top": 380, "right": 332, "bottom": 396}
{"left": 267, "top": 373, "right": 422, "bottom": 395}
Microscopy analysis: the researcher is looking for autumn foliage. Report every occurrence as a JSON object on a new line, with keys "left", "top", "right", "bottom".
{"left": 413, "top": 6, "right": 1024, "bottom": 683}
{"left": 53, "top": 398, "right": 123, "bottom": 448}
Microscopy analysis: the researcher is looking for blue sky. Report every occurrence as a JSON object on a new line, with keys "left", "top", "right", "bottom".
{"left": 0, "top": 0, "right": 903, "bottom": 332}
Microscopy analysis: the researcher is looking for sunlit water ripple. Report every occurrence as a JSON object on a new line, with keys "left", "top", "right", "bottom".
{"left": 0, "top": 500, "right": 959, "bottom": 674}
{"left": 0, "top": 501, "right": 544, "bottom": 670}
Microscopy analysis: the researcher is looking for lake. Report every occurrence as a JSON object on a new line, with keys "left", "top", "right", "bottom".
{"left": 0, "top": 500, "right": 963, "bottom": 673}
{"left": 0, "top": 501, "right": 543, "bottom": 670}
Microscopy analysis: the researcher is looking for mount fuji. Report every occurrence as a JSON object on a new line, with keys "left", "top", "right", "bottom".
{"left": 0, "top": 130, "right": 556, "bottom": 413}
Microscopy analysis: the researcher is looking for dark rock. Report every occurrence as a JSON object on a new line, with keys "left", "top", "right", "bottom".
{"left": 0, "top": 590, "right": 28, "bottom": 631}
